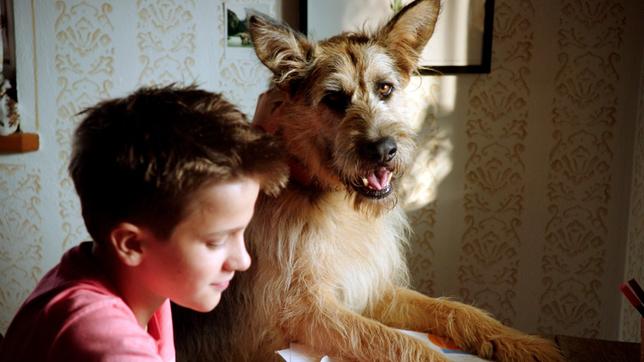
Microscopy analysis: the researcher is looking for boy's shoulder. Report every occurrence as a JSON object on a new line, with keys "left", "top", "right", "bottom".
{"left": 2, "top": 274, "right": 170, "bottom": 361}
{"left": 43, "top": 284, "right": 174, "bottom": 361}
{"left": 2, "top": 278, "right": 122, "bottom": 358}
{"left": 45, "top": 279, "right": 131, "bottom": 322}
{"left": 11, "top": 263, "right": 131, "bottom": 334}
{"left": 23, "top": 241, "right": 122, "bottom": 317}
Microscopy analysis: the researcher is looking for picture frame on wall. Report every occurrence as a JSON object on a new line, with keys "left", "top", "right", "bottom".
{"left": 299, "top": 0, "right": 494, "bottom": 75}
{"left": 223, "top": 2, "right": 273, "bottom": 59}
{"left": 1, "top": 0, "right": 16, "bottom": 99}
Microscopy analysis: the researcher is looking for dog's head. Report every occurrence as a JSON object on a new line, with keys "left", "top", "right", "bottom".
{"left": 249, "top": 0, "right": 439, "bottom": 213}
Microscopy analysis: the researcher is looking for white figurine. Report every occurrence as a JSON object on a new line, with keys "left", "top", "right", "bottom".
{"left": 0, "top": 75, "right": 19, "bottom": 136}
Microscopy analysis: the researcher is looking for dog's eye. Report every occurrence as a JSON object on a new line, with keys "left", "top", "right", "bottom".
{"left": 322, "top": 91, "right": 350, "bottom": 112}
{"left": 377, "top": 82, "right": 394, "bottom": 99}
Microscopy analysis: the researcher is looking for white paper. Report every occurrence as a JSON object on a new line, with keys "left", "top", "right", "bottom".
{"left": 276, "top": 343, "right": 332, "bottom": 362}
{"left": 276, "top": 329, "right": 491, "bottom": 362}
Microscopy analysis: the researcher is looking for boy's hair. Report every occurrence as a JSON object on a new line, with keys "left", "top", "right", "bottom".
{"left": 69, "top": 85, "right": 289, "bottom": 243}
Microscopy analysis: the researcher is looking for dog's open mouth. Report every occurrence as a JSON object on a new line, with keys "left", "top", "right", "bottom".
{"left": 352, "top": 166, "right": 394, "bottom": 199}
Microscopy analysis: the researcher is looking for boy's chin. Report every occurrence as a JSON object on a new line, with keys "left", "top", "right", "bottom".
{"left": 176, "top": 294, "right": 221, "bottom": 313}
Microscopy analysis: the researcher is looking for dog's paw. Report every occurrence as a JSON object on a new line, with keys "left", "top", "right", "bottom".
{"left": 417, "top": 349, "right": 451, "bottom": 362}
{"left": 440, "top": 308, "right": 564, "bottom": 362}
{"left": 486, "top": 333, "right": 565, "bottom": 362}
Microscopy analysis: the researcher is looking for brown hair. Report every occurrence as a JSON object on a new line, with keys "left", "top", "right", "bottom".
{"left": 69, "top": 84, "right": 288, "bottom": 243}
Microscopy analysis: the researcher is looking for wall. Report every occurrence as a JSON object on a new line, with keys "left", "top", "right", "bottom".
{"left": 620, "top": 46, "right": 644, "bottom": 342}
{"left": 385, "top": 0, "right": 644, "bottom": 340}
{"left": 1, "top": 0, "right": 643, "bottom": 341}
{"left": 404, "top": 0, "right": 644, "bottom": 341}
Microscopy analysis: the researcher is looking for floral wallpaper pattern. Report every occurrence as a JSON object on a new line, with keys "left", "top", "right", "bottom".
{"left": 537, "top": 0, "right": 624, "bottom": 337}
{"left": 137, "top": 0, "right": 197, "bottom": 85}
{"left": 456, "top": 0, "right": 534, "bottom": 326}
{"left": 54, "top": 1, "right": 114, "bottom": 251}
{"left": 0, "top": 164, "right": 43, "bottom": 330}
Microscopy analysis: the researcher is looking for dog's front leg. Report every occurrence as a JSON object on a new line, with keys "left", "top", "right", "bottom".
{"left": 282, "top": 290, "right": 448, "bottom": 362}
{"left": 366, "top": 287, "right": 564, "bottom": 362}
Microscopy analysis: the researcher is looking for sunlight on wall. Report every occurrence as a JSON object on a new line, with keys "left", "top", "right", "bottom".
{"left": 393, "top": 0, "right": 475, "bottom": 211}
{"left": 399, "top": 76, "right": 456, "bottom": 212}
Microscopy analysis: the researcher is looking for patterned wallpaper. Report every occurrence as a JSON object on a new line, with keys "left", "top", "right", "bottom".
{"left": 1, "top": 0, "right": 642, "bottom": 342}
{"left": 55, "top": 1, "right": 115, "bottom": 252}
{"left": 538, "top": 0, "right": 625, "bottom": 338}
{"left": 403, "top": 0, "right": 642, "bottom": 340}
{"left": 137, "top": 0, "right": 197, "bottom": 85}
{"left": 0, "top": 164, "right": 43, "bottom": 330}
{"left": 457, "top": 0, "right": 534, "bottom": 327}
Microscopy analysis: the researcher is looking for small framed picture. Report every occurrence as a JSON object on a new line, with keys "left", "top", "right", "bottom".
{"left": 1, "top": 0, "right": 17, "bottom": 99}
{"left": 299, "top": 0, "right": 494, "bottom": 75}
{"left": 223, "top": 2, "right": 272, "bottom": 59}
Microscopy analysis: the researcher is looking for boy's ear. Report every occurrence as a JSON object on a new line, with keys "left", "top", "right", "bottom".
{"left": 378, "top": 0, "right": 440, "bottom": 79}
{"left": 248, "top": 13, "right": 314, "bottom": 85}
{"left": 109, "top": 223, "right": 145, "bottom": 266}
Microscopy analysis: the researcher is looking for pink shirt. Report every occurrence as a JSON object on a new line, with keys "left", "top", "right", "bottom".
{"left": 0, "top": 242, "right": 175, "bottom": 362}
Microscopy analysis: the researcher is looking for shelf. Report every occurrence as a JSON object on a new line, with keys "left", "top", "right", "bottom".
{"left": 0, "top": 132, "right": 40, "bottom": 153}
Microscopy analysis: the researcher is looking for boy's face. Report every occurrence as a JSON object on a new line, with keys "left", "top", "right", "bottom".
{"left": 139, "top": 177, "right": 258, "bottom": 312}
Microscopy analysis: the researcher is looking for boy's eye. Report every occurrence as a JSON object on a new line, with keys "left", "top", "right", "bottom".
{"left": 377, "top": 82, "right": 394, "bottom": 99}
{"left": 322, "top": 90, "right": 351, "bottom": 113}
{"left": 206, "top": 238, "right": 226, "bottom": 248}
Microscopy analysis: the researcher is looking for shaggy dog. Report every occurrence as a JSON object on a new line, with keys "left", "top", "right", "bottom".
{"left": 173, "top": 1, "right": 563, "bottom": 361}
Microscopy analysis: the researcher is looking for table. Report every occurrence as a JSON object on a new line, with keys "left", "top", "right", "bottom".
{"left": 552, "top": 335, "right": 641, "bottom": 362}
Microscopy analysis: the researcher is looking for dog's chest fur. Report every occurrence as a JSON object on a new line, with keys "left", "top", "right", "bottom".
{"left": 251, "top": 188, "right": 410, "bottom": 313}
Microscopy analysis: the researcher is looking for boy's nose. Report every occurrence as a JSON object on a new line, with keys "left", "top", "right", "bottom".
{"left": 226, "top": 237, "right": 251, "bottom": 272}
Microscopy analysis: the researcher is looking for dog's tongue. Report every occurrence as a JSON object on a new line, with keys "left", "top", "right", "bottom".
{"left": 367, "top": 167, "right": 391, "bottom": 190}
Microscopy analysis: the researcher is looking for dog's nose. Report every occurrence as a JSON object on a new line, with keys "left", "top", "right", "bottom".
{"left": 372, "top": 136, "right": 397, "bottom": 163}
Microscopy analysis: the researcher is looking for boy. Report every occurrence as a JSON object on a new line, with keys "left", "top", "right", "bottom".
{"left": 0, "top": 85, "right": 288, "bottom": 361}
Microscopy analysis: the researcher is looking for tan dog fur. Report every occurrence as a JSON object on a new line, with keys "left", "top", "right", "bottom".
{"left": 172, "top": 1, "right": 564, "bottom": 361}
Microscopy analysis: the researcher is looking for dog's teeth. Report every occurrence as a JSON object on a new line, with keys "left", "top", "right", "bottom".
{"left": 387, "top": 172, "right": 393, "bottom": 184}
{"left": 362, "top": 177, "right": 369, "bottom": 187}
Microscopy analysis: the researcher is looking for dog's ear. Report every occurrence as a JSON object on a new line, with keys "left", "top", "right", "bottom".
{"left": 378, "top": 0, "right": 440, "bottom": 78}
{"left": 248, "top": 14, "right": 313, "bottom": 86}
